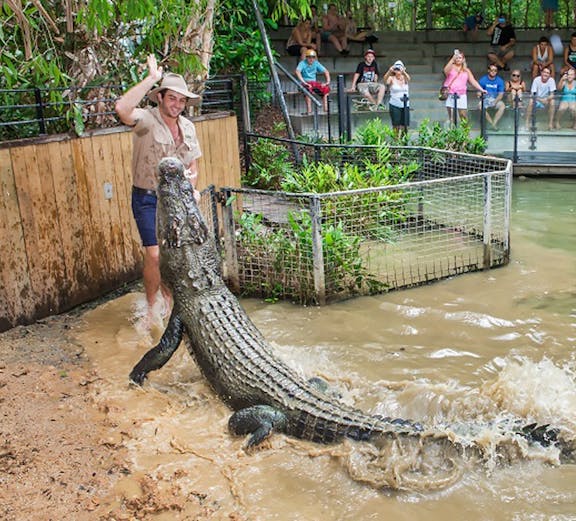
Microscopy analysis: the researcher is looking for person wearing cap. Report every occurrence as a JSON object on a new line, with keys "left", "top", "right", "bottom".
{"left": 295, "top": 49, "right": 331, "bottom": 113}
{"left": 487, "top": 14, "right": 516, "bottom": 71}
{"left": 115, "top": 54, "right": 201, "bottom": 324}
{"left": 348, "top": 49, "right": 386, "bottom": 111}
{"left": 383, "top": 60, "right": 411, "bottom": 135}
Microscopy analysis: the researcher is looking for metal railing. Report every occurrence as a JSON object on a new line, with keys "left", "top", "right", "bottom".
{"left": 0, "top": 77, "right": 240, "bottom": 141}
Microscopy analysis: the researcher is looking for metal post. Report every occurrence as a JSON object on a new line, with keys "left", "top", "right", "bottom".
{"left": 529, "top": 93, "right": 537, "bottom": 151}
{"left": 240, "top": 74, "right": 252, "bottom": 174}
{"left": 337, "top": 74, "right": 346, "bottom": 142}
{"left": 482, "top": 174, "right": 492, "bottom": 270}
{"left": 221, "top": 188, "right": 240, "bottom": 293}
{"left": 503, "top": 162, "right": 512, "bottom": 264}
{"left": 480, "top": 94, "right": 486, "bottom": 140}
{"left": 346, "top": 94, "right": 352, "bottom": 142}
{"left": 309, "top": 196, "right": 326, "bottom": 305}
{"left": 452, "top": 94, "right": 459, "bottom": 126}
{"left": 34, "top": 88, "right": 46, "bottom": 135}
{"left": 512, "top": 95, "right": 519, "bottom": 164}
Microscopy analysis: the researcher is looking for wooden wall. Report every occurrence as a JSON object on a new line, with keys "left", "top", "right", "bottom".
{"left": 0, "top": 113, "right": 241, "bottom": 331}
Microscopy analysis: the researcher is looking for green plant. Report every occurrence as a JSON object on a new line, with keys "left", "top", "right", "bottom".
{"left": 353, "top": 118, "right": 396, "bottom": 145}
{"left": 413, "top": 119, "right": 487, "bottom": 154}
{"left": 235, "top": 208, "right": 386, "bottom": 303}
{"left": 243, "top": 139, "right": 295, "bottom": 190}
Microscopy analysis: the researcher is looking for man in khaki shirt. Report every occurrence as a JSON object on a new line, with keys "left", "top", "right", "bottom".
{"left": 115, "top": 55, "right": 201, "bottom": 325}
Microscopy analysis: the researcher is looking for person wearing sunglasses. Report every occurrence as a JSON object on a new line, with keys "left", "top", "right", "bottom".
{"left": 505, "top": 70, "right": 527, "bottom": 106}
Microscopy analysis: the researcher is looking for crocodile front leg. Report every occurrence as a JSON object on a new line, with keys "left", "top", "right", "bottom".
{"left": 129, "top": 311, "right": 184, "bottom": 385}
{"left": 228, "top": 405, "right": 288, "bottom": 448}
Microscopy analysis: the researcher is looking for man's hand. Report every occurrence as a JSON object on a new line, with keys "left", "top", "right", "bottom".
{"left": 147, "top": 54, "right": 163, "bottom": 83}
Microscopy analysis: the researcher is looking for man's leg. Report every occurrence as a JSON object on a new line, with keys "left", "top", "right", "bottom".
{"left": 143, "top": 245, "right": 162, "bottom": 308}
{"left": 493, "top": 101, "right": 506, "bottom": 126}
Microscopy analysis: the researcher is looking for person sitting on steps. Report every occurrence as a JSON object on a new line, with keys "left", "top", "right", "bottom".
{"left": 321, "top": 4, "right": 349, "bottom": 55}
{"left": 505, "top": 69, "right": 527, "bottom": 107}
{"left": 531, "top": 36, "right": 555, "bottom": 79}
{"left": 286, "top": 18, "right": 319, "bottom": 60}
{"left": 348, "top": 49, "right": 386, "bottom": 111}
{"left": 295, "top": 49, "right": 331, "bottom": 114}
{"left": 478, "top": 64, "right": 506, "bottom": 130}
{"left": 343, "top": 10, "right": 378, "bottom": 46}
{"left": 525, "top": 66, "right": 556, "bottom": 130}
{"left": 487, "top": 13, "right": 516, "bottom": 71}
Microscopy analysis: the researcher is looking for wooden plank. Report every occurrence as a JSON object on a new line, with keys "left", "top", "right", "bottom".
{"left": 71, "top": 138, "right": 107, "bottom": 292}
{"left": 49, "top": 140, "right": 91, "bottom": 302}
{"left": 34, "top": 143, "right": 68, "bottom": 310}
{"left": 88, "top": 136, "right": 120, "bottom": 280}
{"left": 10, "top": 145, "right": 55, "bottom": 317}
{"left": 0, "top": 149, "right": 30, "bottom": 328}
{"left": 118, "top": 131, "right": 143, "bottom": 265}
{"left": 93, "top": 134, "right": 122, "bottom": 280}
{"left": 107, "top": 132, "right": 135, "bottom": 272}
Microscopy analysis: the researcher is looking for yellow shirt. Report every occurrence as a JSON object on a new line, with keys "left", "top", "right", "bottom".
{"left": 131, "top": 106, "right": 201, "bottom": 191}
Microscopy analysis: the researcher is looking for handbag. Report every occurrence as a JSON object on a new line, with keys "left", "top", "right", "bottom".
{"left": 438, "top": 86, "right": 449, "bottom": 100}
{"left": 438, "top": 70, "right": 461, "bottom": 101}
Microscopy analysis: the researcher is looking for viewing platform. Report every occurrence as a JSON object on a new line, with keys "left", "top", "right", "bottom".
{"left": 268, "top": 27, "right": 576, "bottom": 173}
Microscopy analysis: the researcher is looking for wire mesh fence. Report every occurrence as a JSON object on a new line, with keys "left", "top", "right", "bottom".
{"left": 219, "top": 144, "right": 511, "bottom": 304}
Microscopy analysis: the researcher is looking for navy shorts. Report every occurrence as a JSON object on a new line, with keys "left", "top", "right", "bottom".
{"left": 131, "top": 187, "right": 158, "bottom": 247}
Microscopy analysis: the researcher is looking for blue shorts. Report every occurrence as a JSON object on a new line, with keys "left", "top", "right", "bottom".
{"left": 131, "top": 187, "right": 157, "bottom": 247}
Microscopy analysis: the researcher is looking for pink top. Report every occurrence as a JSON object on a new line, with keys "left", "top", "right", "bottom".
{"left": 444, "top": 68, "right": 469, "bottom": 95}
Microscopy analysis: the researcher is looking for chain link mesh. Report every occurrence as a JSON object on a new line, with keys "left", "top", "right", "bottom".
{"left": 220, "top": 143, "right": 511, "bottom": 304}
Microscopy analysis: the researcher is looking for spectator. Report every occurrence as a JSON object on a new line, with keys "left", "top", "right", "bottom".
{"left": 560, "top": 32, "right": 576, "bottom": 75}
{"left": 462, "top": 12, "right": 484, "bottom": 41}
{"left": 541, "top": 0, "right": 558, "bottom": 30}
{"left": 321, "top": 4, "right": 349, "bottom": 55}
{"left": 286, "top": 19, "right": 319, "bottom": 60}
{"left": 348, "top": 49, "right": 386, "bottom": 111}
{"left": 295, "top": 49, "right": 331, "bottom": 114}
{"left": 383, "top": 60, "right": 411, "bottom": 136}
{"left": 442, "top": 49, "right": 486, "bottom": 124}
{"left": 310, "top": 6, "right": 322, "bottom": 53}
{"left": 487, "top": 14, "right": 516, "bottom": 71}
{"left": 343, "top": 10, "right": 378, "bottom": 45}
{"left": 505, "top": 69, "right": 527, "bottom": 106}
{"left": 525, "top": 66, "right": 556, "bottom": 129}
{"left": 478, "top": 64, "right": 506, "bottom": 130}
{"left": 531, "top": 36, "right": 555, "bottom": 79}
{"left": 554, "top": 68, "right": 576, "bottom": 129}
{"left": 114, "top": 55, "right": 201, "bottom": 326}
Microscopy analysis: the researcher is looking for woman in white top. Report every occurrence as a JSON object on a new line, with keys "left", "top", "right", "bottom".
{"left": 531, "top": 36, "right": 555, "bottom": 79}
{"left": 383, "top": 60, "right": 410, "bottom": 136}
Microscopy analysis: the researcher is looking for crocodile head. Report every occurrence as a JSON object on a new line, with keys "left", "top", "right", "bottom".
{"left": 156, "top": 156, "right": 220, "bottom": 294}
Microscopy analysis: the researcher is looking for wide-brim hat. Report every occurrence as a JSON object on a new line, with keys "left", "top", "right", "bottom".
{"left": 148, "top": 73, "right": 200, "bottom": 104}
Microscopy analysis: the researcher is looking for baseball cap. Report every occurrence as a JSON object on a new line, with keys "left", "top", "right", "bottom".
{"left": 305, "top": 49, "right": 317, "bottom": 57}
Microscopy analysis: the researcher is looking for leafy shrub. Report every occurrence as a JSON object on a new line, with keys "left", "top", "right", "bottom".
{"left": 243, "top": 139, "right": 295, "bottom": 190}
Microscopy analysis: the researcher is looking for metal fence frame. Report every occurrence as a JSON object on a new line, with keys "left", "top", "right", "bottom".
{"left": 217, "top": 142, "right": 512, "bottom": 304}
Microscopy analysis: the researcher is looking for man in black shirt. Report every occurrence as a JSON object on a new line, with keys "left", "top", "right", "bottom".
{"left": 347, "top": 49, "right": 386, "bottom": 111}
{"left": 487, "top": 14, "right": 516, "bottom": 71}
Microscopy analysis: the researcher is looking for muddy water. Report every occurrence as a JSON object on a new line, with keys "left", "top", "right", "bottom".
{"left": 78, "top": 177, "right": 576, "bottom": 520}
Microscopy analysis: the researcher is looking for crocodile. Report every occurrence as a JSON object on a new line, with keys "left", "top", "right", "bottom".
{"left": 129, "top": 157, "right": 573, "bottom": 488}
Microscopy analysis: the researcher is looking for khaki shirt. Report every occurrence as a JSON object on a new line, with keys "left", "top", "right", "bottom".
{"left": 131, "top": 106, "right": 201, "bottom": 191}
